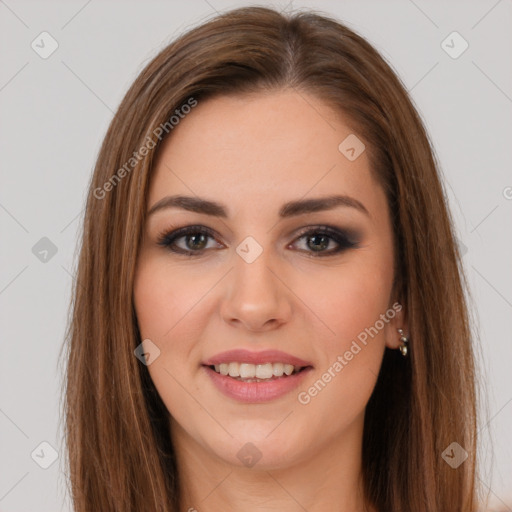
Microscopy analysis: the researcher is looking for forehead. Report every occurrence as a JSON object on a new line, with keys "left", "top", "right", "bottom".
{"left": 148, "top": 90, "right": 382, "bottom": 217}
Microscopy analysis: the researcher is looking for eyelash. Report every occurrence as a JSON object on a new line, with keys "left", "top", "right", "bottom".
{"left": 156, "top": 224, "right": 359, "bottom": 258}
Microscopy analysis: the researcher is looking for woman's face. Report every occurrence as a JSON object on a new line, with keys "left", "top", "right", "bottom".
{"left": 133, "top": 89, "right": 404, "bottom": 470}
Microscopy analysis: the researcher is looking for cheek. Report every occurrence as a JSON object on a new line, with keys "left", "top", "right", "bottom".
{"left": 293, "top": 255, "right": 393, "bottom": 408}
{"left": 133, "top": 258, "right": 208, "bottom": 340}
{"left": 133, "top": 260, "right": 205, "bottom": 414}
{"left": 133, "top": 262, "right": 174, "bottom": 339}
{"left": 303, "top": 259, "right": 393, "bottom": 349}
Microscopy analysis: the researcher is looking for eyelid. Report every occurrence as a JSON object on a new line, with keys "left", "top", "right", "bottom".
{"left": 156, "top": 224, "right": 221, "bottom": 247}
{"left": 156, "top": 222, "right": 357, "bottom": 240}
{"left": 292, "top": 224, "right": 358, "bottom": 241}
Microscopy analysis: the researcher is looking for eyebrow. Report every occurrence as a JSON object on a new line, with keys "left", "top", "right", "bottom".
{"left": 147, "top": 194, "right": 370, "bottom": 218}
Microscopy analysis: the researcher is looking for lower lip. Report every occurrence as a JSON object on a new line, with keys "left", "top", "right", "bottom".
{"left": 202, "top": 365, "right": 313, "bottom": 403}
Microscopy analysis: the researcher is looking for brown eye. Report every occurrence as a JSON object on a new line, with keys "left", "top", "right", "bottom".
{"left": 157, "top": 224, "right": 359, "bottom": 257}
{"left": 157, "top": 226, "right": 220, "bottom": 255}
{"left": 291, "top": 226, "right": 359, "bottom": 257}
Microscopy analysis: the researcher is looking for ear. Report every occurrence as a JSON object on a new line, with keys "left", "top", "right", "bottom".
{"left": 383, "top": 301, "right": 408, "bottom": 350}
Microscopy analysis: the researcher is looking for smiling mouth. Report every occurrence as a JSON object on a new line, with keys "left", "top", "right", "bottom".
{"left": 206, "top": 362, "right": 311, "bottom": 382}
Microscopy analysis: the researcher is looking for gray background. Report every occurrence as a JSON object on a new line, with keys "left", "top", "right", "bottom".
{"left": 0, "top": 1, "right": 511, "bottom": 510}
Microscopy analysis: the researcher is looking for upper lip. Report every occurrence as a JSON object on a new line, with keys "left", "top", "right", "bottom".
{"left": 202, "top": 349, "right": 312, "bottom": 367}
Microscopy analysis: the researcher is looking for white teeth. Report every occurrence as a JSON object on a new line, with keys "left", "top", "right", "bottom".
{"left": 239, "top": 363, "right": 256, "bottom": 378}
{"left": 228, "top": 362, "right": 239, "bottom": 377}
{"left": 283, "top": 364, "right": 294, "bottom": 376}
{"left": 255, "top": 363, "right": 273, "bottom": 379}
{"left": 211, "top": 362, "right": 303, "bottom": 379}
{"left": 273, "top": 363, "right": 284, "bottom": 376}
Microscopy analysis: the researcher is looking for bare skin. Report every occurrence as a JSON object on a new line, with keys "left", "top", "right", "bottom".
{"left": 133, "top": 89, "right": 406, "bottom": 512}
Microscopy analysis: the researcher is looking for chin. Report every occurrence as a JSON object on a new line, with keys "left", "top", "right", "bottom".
{"left": 212, "top": 428, "right": 311, "bottom": 471}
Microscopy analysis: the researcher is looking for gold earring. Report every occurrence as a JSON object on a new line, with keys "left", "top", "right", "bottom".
{"left": 397, "top": 328, "right": 409, "bottom": 357}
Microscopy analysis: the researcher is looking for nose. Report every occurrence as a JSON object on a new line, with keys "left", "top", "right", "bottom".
{"left": 220, "top": 248, "right": 293, "bottom": 333}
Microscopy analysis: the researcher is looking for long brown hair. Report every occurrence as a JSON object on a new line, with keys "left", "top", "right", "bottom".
{"left": 59, "top": 6, "right": 485, "bottom": 511}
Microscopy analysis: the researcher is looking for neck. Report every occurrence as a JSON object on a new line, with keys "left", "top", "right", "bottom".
{"left": 171, "top": 415, "right": 377, "bottom": 512}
